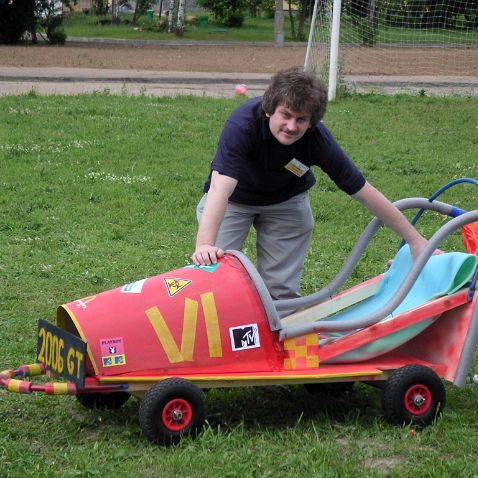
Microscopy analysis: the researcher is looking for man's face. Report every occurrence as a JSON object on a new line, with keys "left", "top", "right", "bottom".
{"left": 266, "top": 104, "right": 312, "bottom": 146}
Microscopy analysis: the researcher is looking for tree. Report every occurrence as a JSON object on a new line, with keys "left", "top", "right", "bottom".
{"left": 132, "top": 0, "right": 152, "bottom": 24}
{"left": 36, "top": 0, "right": 67, "bottom": 44}
{"left": 0, "top": 0, "right": 35, "bottom": 44}
{"left": 0, "top": 0, "right": 69, "bottom": 45}
{"left": 176, "top": 0, "right": 185, "bottom": 35}
{"left": 286, "top": 0, "right": 312, "bottom": 42}
{"left": 166, "top": 0, "right": 174, "bottom": 32}
{"left": 275, "top": 0, "right": 284, "bottom": 45}
{"left": 111, "top": 0, "right": 119, "bottom": 24}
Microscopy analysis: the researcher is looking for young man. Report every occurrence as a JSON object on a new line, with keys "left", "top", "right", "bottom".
{"left": 192, "top": 67, "right": 428, "bottom": 300}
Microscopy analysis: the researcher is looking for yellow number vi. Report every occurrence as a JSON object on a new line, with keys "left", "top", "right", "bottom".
{"left": 145, "top": 291, "right": 223, "bottom": 363}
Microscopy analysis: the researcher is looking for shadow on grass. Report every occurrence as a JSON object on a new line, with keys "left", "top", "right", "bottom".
{"left": 62, "top": 382, "right": 382, "bottom": 444}
{"left": 204, "top": 384, "right": 381, "bottom": 431}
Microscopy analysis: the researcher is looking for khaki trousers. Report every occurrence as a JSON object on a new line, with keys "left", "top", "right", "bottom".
{"left": 196, "top": 191, "right": 314, "bottom": 300}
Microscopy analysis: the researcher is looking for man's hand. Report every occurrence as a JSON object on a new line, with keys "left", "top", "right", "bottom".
{"left": 353, "top": 182, "right": 443, "bottom": 263}
{"left": 192, "top": 244, "right": 225, "bottom": 266}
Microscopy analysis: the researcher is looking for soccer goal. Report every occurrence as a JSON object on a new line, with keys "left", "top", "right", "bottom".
{"left": 304, "top": 0, "right": 478, "bottom": 99}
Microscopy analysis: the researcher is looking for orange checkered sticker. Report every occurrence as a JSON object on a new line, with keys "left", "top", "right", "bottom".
{"left": 283, "top": 333, "right": 319, "bottom": 369}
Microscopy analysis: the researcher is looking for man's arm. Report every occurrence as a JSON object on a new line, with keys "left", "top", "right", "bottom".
{"left": 192, "top": 170, "right": 238, "bottom": 266}
{"left": 352, "top": 181, "right": 428, "bottom": 260}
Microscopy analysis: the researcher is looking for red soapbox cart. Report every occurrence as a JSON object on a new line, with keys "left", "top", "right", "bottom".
{"left": 2, "top": 179, "right": 478, "bottom": 445}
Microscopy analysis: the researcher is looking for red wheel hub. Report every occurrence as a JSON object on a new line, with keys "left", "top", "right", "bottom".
{"left": 404, "top": 384, "right": 432, "bottom": 415}
{"left": 162, "top": 398, "right": 193, "bottom": 431}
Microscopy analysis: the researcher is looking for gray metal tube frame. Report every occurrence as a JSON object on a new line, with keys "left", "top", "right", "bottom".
{"left": 279, "top": 207, "right": 478, "bottom": 339}
{"left": 227, "top": 249, "right": 283, "bottom": 331}
{"left": 275, "top": 198, "right": 454, "bottom": 315}
{"left": 453, "top": 297, "right": 478, "bottom": 386}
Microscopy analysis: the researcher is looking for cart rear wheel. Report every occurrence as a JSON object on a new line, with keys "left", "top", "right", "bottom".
{"left": 139, "top": 378, "right": 206, "bottom": 445}
{"left": 382, "top": 365, "right": 445, "bottom": 427}
{"left": 76, "top": 391, "right": 130, "bottom": 409}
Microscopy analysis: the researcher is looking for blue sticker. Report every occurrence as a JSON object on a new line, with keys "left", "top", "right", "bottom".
{"left": 184, "top": 263, "right": 221, "bottom": 273}
{"left": 102, "top": 355, "right": 126, "bottom": 367}
{"left": 121, "top": 278, "right": 147, "bottom": 294}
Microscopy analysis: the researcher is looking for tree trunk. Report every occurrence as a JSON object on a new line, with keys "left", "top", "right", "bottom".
{"left": 297, "top": 0, "right": 307, "bottom": 41}
{"left": 132, "top": 0, "right": 140, "bottom": 24}
{"left": 367, "top": 0, "right": 377, "bottom": 27}
{"left": 176, "top": 0, "right": 185, "bottom": 36}
{"left": 274, "top": 0, "right": 284, "bottom": 46}
{"left": 287, "top": 0, "right": 296, "bottom": 40}
{"left": 167, "top": 0, "right": 175, "bottom": 33}
{"left": 111, "top": 0, "right": 119, "bottom": 24}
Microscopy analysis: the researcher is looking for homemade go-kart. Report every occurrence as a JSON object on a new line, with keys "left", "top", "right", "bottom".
{"left": 2, "top": 178, "right": 478, "bottom": 445}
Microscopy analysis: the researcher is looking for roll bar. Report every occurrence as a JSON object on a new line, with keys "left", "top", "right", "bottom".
{"left": 275, "top": 198, "right": 455, "bottom": 315}
{"left": 278, "top": 204, "right": 478, "bottom": 339}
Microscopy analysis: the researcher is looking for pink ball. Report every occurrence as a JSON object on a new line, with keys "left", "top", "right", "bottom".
{"left": 235, "top": 84, "right": 248, "bottom": 95}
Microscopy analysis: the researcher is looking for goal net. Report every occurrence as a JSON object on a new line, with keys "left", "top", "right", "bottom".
{"left": 304, "top": 0, "right": 478, "bottom": 97}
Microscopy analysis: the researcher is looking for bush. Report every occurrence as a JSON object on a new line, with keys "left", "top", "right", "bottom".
{"left": 197, "top": 0, "right": 246, "bottom": 27}
{"left": 36, "top": 1, "right": 68, "bottom": 44}
{"left": 45, "top": 15, "right": 67, "bottom": 43}
{"left": 260, "top": 0, "right": 275, "bottom": 18}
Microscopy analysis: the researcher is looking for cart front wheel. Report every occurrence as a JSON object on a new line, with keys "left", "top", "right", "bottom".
{"left": 139, "top": 378, "right": 206, "bottom": 445}
{"left": 381, "top": 364, "right": 445, "bottom": 427}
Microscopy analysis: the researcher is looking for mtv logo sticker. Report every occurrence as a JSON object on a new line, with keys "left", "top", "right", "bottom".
{"left": 229, "top": 324, "right": 260, "bottom": 352}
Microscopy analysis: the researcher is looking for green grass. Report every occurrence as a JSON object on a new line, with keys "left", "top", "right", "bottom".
{"left": 338, "top": 20, "right": 478, "bottom": 44}
{"left": 63, "top": 11, "right": 300, "bottom": 42}
{"left": 1, "top": 92, "right": 478, "bottom": 477}
{"left": 62, "top": 11, "right": 478, "bottom": 44}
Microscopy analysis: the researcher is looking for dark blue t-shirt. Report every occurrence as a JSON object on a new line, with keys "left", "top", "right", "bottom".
{"left": 203, "top": 96, "right": 365, "bottom": 206}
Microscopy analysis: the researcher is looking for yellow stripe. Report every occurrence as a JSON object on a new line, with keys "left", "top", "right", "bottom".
{"left": 1, "top": 370, "right": 12, "bottom": 379}
{"left": 7, "top": 379, "right": 22, "bottom": 393}
{"left": 53, "top": 383, "right": 69, "bottom": 395}
{"left": 146, "top": 306, "right": 184, "bottom": 363}
{"left": 201, "top": 292, "right": 223, "bottom": 358}
{"left": 180, "top": 298, "right": 198, "bottom": 362}
{"left": 99, "top": 370, "right": 383, "bottom": 383}
{"left": 28, "top": 363, "right": 43, "bottom": 377}
{"left": 61, "top": 305, "right": 99, "bottom": 376}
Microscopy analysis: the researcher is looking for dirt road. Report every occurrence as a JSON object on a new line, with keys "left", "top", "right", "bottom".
{"left": 0, "top": 41, "right": 306, "bottom": 73}
{"left": 1, "top": 40, "right": 477, "bottom": 96}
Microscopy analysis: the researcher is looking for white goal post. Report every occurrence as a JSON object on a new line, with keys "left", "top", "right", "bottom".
{"left": 304, "top": 0, "right": 478, "bottom": 99}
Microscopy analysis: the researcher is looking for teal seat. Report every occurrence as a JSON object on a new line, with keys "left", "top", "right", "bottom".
{"left": 322, "top": 246, "right": 478, "bottom": 363}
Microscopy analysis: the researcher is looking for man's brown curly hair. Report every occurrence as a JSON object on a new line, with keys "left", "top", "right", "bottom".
{"left": 262, "top": 67, "right": 328, "bottom": 125}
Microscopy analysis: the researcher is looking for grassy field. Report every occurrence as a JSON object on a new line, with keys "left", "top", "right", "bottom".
{"left": 1, "top": 92, "right": 478, "bottom": 477}
{"left": 62, "top": 11, "right": 478, "bottom": 44}
{"left": 63, "top": 11, "right": 294, "bottom": 42}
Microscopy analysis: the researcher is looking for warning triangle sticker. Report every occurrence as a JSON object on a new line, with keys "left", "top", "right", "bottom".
{"left": 163, "top": 278, "right": 192, "bottom": 297}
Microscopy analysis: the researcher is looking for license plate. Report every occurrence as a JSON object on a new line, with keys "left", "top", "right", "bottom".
{"left": 37, "top": 319, "right": 87, "bottom": 388}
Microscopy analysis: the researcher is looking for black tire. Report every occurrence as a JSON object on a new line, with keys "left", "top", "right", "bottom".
{"left": 381, "top": 365, "right": 446, "bottom": 427}
{"left": 76, "top": 391, "right": 130, "bottom": 409}
{"left": 139, "top": 378, "right": 206, "bottom": 445}
{"left": 304, "top": 382, "right": 354, "bottom": 395}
